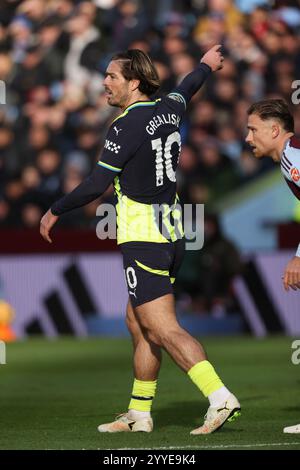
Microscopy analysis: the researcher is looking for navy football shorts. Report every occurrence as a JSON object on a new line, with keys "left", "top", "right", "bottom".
{"left": 120, "top": 239, "right": 185, "bottom": 307}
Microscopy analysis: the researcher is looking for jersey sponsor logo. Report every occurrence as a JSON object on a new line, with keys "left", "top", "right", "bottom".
{"left": 290, "top": 167, "right": 300, "bottom": 182}
{"left": 104, "top": 139, "right": 121, "bottom": 154}
{"left": 152, "top": 131, "right": 180, "bottom": 186}
{"left": 113, "top": 126, "right": 122, "bottom": 136}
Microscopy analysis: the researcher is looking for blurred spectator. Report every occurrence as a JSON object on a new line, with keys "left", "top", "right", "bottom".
{"left": 8, "top": 15, "right": 33, "bottom": 64}
{"left": 104, "top": 0, "right": 149, "bottom": 53}
{"left": 176, "top": 213, "right": 242, "bottom": 315}
{"left": 65, "top": 7, "right": 98, "bottom": 70}
{"left": 217, "top": 124, "right": 242, "bottom": 162}
{"left": 194, "top": 0, "right": 245, "bottom": 48}
{"left": 0, "top": 0, "right": 299, "bottom": 230}
{"left": 21, "top": 203, "right": 43, "bottom": 228}
{"left": 235, "top": 0, "right": 270, "bottom": 14}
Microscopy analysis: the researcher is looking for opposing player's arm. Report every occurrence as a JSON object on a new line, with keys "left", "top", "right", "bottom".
{"left": 167, "top": 44, "right": 224, "bottom": 112}
{"left": 282, "top": 161, "right": 300, "bottom": 290}
{"left": 283, "top": 253, "right": 300, "bottom": 291}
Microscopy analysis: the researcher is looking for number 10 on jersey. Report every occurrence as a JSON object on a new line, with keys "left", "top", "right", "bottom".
{"left": 151, "top": 131, "right": 181, "bottom": 187}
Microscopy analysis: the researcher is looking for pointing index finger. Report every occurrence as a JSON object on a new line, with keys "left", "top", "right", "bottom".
{"left": 212, "top": 44, "right": 222, "bottom": 52}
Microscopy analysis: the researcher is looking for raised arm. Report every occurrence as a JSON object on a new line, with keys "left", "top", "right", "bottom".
{"left": 170, "top": 44, "right": 224, "bottom": 106}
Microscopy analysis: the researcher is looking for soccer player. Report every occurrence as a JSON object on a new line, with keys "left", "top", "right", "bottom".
{"left": 246, "top": 98, "right": 300, "bottom": 434}
{"left": 40, "top": 46, "right": 241, "bottom": 435}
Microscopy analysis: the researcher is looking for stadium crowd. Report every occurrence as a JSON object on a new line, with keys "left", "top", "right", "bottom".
{"left": 0, "top": 0, "right": 299, "bottom": 229}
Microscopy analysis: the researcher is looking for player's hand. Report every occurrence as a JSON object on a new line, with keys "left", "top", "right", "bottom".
{"left": 283, "top": 256, "right": 300, "bottom": 291}
{"left": 201, "top": 44, "right": 224, "bottom": 72}
{"left": 40, "top": 209, "right": 58, "bottom": 244}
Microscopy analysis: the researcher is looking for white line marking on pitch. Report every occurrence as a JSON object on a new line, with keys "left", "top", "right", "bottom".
{"left": 113, "top": 441, "right": 300, "bottom": 450}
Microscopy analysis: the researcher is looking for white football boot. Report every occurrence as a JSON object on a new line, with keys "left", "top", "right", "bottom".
{"left": 98, "top": 413, "right": 153, "bottom": 433}
{"left": 190, "top": 393, "right": 241, "bottom": 435}
{"left": 283, "top": 423, "right": 300, "bottom": 434}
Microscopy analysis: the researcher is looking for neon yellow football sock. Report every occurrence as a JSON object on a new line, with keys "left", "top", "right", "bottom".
{"left": 128, "top": 379, "right": 157, "bottom": 412}
{"left": 187, "top": 360, "right": 224, "bottom": 397}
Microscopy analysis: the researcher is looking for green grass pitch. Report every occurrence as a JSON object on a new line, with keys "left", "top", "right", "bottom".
{"left": 1, "top": 335, "right": 300, "bottom": 450}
